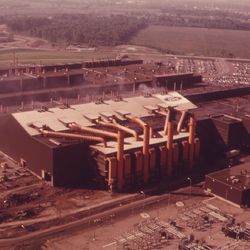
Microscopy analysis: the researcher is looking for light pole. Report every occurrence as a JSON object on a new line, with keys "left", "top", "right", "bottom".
{"left": 187, "top": 177, "right": 192, "bottom": 199}
{"left": 140, "top": 190, "right": 146, "bottom": 212}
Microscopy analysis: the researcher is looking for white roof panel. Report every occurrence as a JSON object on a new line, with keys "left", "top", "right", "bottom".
{"left": 12, "top": 92, "right": 197, "bottom": 136}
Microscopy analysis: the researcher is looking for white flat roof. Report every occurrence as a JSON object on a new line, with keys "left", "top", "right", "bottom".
{"left": 12, "top": 92, "right": 197, "bottom": 136}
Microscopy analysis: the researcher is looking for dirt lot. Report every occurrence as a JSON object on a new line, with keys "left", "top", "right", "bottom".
{"left": 0, "top": 151, "right": 122, "bottom": 239}
{"left": 41, "top": 186, "right": 250, "bottom": 250}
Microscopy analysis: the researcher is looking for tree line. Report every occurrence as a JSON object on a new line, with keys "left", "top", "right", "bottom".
{"left": 1, "top": 14, "right": 147, "bottom": 46}
{"left": 1, "top": 11, "right": 250, "bottom": 47}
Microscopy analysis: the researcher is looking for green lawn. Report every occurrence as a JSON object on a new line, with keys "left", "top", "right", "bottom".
{"left": 131, "top": 25, "right": 250, "bottom": 59}
{"left": 0, "top": 49, "right": 116, "bottom": 66}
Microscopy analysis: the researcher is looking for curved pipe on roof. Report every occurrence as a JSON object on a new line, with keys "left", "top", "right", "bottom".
{"left": 68, "top": 122, "right": 125, "bottom": 190}
{"left": 68, "top": 123, "right": 118, "bottom": 139}
{"left": 155, "top": 110, "right": 169, "bottom": 135}
{"left": 97, "top": 120, "right": 139, "bottom": 141}
{"left": 40, "top": 129, "right": 107, "bottom": 147}
{"left": 177, "top": 111, "right": 187, "bottom": 133}
{"left": 126, "top": 115, "right": 147, "bottom": 128}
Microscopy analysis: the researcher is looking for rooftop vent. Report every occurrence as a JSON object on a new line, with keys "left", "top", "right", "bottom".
{"left": 28, "top": 121, "right": 46, "bottom": 129}
{"left": 100, "top": 111, "right": 114, "bottom": 120}
{"left": 115, "top": 110, "right": 131, "bottom": 118}
{"left": 59, "top": 103, "right": 71, "bottom": 109}
{"left": 157, "top": 103, "right": 168, "bottom": 110}
{"left": 58, "top": 117, "right": 75, "bottom": 126}
{"left": 144, "top": 105, "right": 159, "bottom": 113}
{"left": 37, "top": 106, "right": 49, "bottom": 112}
{"left": 144, "top": 92, "right": 152, "bottom": 98}
{"left": 95, "top": 98, "right": 104, "bottom": 105}
{"left": 84, "top": 113, "right": 100, "bottom": 123}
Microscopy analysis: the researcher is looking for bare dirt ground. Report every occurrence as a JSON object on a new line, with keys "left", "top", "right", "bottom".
{"left": 42, "top": 188, "right": 250, "bottom": 250}
{"left": 0, "top": 151, "right": 123, "bottom": 240}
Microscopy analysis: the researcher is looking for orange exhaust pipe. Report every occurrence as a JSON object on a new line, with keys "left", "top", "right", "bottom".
{"left": 107, "top": 157, "right": 117, "bottom": 193}
{"left": 158, "top": 107, "right": 174, "bottom": 176}
{"left": 126, "top": 115, "right": 150, "bottom": 183}
{"left": 177, "top": 111, "right": 186, "bottom": 133}
{"left": 188, "top": 116, "right": 196, "bottom": 169}
{"left": 117, "top": 130, "right": 124, "bottom": 190}
{"left": 143, "top": 124, "right": 150, "bottom": 183}
{"left": 97, "top": 120, "right": 139, "bottom": 141}
{"left": 40, "top": 129, "right": 107, "bottom": 147}
{"left": 68, "top": 123, "right": 117, "bottom": 139}
{"left": 69, "top": 123, "right": 125, "bottom": 191}
{"left": 167, "top": 121, "right": 174, "bottom": 176}
{"left": 155, "top": 110, "right": 169, "bottom": 135}
{"left": 155, "top": 107, "right": 174, "bottom": 135}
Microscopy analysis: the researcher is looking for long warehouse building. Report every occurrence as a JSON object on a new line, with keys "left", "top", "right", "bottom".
{"left": 0, "top": 92, "right": 200, "bottom": 190}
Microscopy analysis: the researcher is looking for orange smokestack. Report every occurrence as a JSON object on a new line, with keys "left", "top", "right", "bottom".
{"left": 167, "top": 121, "right": 174, "bottom": 176}
{"left": 188, "top": 116, "right": 196, "bottom": 169}
{"left": 126, "top": 115, "right": 150, "bottom": 184}
{"left": 117, "top": 130, "right": 124, "bottom": 191}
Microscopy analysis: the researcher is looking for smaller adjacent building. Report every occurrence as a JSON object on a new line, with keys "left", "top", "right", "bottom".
{"left": 205, "top": 163, "right": 250, "bottom": 207}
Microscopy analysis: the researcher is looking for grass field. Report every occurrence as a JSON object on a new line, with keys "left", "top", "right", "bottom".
{"left": 0, "top": 49, "right": 117, "bottom": 66}
{"left": 131, "top": 25, "right": 250, "bottom": 59}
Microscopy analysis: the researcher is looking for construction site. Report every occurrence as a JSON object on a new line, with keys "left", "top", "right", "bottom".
{"left": 0, "top": 58, "right": 249, "bottom": 249}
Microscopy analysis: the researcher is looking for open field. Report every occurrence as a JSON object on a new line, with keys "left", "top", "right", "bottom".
{"left": 0, "top": 49, "right": 117, "bottom": 66}
{"left": 131, "top": 26, "right": 250, "bottom": 59}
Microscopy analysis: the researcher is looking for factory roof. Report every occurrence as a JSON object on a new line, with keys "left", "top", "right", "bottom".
{"left": 206, "top": 163, "right": 250, "bottom": 192}
{"left": 193, "top": 94, "right": 250, "bottom": 121}
{"left": 12, "top": 92, "right": 197, "bottom": 136}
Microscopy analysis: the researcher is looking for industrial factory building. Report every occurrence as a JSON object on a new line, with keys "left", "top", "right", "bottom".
{"left": 0, "top": 92, "right": 200, "bottom": 190}
{"left": 0, "top": 59, "right": 250, "bottom": 191}
{"left": 0, "top": 59, "right": 202, "bottom": 106}
{"left": 205, "top": 163, "right": 250, "bottom": 207}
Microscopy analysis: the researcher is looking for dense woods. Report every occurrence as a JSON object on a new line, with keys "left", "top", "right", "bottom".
{"left": 1, "top": 9, "right": 250, "bottom": 47}
{"left": 2, "top": 14, "right": 147, "bottom": 46}
{"left": 150, "top": 13, "right": 250, "bottom": 31}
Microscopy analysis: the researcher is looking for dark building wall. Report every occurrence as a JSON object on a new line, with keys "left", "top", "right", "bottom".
{"left": 46, "top": 76, "right": 68, "bottom": 88}
{"left": 242, "top": 189, "right": 250, "bottom": 207}
{"left": 205, "top": 176, "right": 242, "bottom": 205}
{"left": 212, "top": 118, "right": 244, "bottom": 149}
{"left": 241, "top": 117, "right": 250, "bottom": 149}
{"left": 22, "top": 78, "right": 44, "bottom": 91}
{"left": 196, "top": 118, "right": 226, "bottom": 161}
{"left": 0, "top": 69, "right": 9, "bottom": 75}
{"left": 52, "top": 142, "right": 100, "bottom": 187}
{"left": 228, "top": 122, "right": 246, "bottom": 149}
{"left": 66, "top": 63, "right": 82, "bottom": 70}
{"left": 83, "top": 59, "right": 143, "bottom": 68}
{"left": 0, "top": 79, "right": 21, "bottom": 93}
{"left": 185, "top": 86, "right": 250, "bottom": 103}
{"left": 155, "top": 74, "right": 198, "bottom": 89}
{"left": 242, "top": 116, "right": 250, "bottom": 134}
{"left": 0, "top": 115, "right": 53, "bottom": 177}
{"left": 193, "top": 74, "right": 202, "bottom": 83}
{"left": 69, "top": 74, "right": 84, "bottom": 86}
